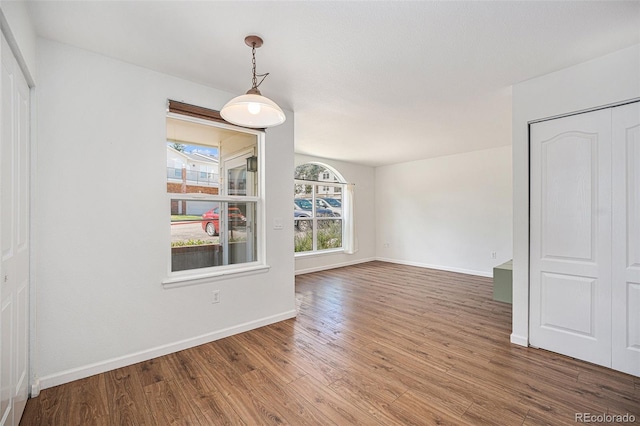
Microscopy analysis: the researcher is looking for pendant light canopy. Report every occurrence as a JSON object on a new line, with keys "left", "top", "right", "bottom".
{"left": 221, "top": 35, "right": 286, "bottom": 128}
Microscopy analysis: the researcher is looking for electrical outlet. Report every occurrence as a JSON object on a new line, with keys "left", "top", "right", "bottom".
{"left": 212, "top": 290, "right": 220, "bottom": 304}
{"left": 383, "top": 242, "right": 390, "bottom": 248}
{"left": 491, "top": 252, "right": 497, "bottom": 259}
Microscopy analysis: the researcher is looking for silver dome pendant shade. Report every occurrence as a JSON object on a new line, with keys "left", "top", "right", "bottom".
{"left": 220, "top": 35, "right": 286, "bottom": 128}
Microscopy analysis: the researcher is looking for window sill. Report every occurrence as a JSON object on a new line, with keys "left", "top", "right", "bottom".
{"left": 162, "top": 264, "right": 270, "bottom": 289}
{"left": 294, "top": 248, "right": 345, "bottom": 259}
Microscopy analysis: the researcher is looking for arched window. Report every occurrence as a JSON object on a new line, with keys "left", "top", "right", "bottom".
{"left": 294, "top": 163, "right": 355, "bottom": 254}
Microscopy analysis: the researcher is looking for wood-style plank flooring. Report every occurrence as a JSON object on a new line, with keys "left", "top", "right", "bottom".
{"left": 21, "top": 261, "right": 640, "bottom": 425}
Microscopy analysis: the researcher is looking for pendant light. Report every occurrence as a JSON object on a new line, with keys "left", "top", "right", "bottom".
{"left": 220, "top": 35, "right": 286, "bottom": 128}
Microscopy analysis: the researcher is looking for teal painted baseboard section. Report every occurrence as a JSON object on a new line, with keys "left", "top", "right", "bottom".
{"left": 493, "top": 260, "right": 513, "bottom": 304}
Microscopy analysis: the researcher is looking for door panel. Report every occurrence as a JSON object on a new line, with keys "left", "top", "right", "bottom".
{"left": 626, "top": 283, "right": 640, "bottom": 348}
{"left": 540, "top": 132, "right": 596, "bottom": 263}
{"left": 530, "top": 108, "right": 612, "bottom": 367}
{"left": 612, "top": 101, "right": 640, "bottom": 376}
{"left": 540, "top": 273, "right": 595, "bottom": 336}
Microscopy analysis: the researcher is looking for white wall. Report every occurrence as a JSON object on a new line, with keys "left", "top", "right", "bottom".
{"left": 294, "top": 154, "right": 376, "bottom": 274}
{"left": 375, "top": 146, "right": 513, "bottom": 277}
{"left": 34, "top": 39, "right": 296, "bottom": 389}
{"left": 511, "top": 44, "right": 640, "bottom": 347}
{"left": 0, "top": 1, "right": 36, "bottom": 83}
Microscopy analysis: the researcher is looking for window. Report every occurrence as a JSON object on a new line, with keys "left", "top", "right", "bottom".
{"left": 166, "top": 110, "right": 264, "bottom": 280}
{"left": 294, "top": 163, "right": 353, "bottom": 254}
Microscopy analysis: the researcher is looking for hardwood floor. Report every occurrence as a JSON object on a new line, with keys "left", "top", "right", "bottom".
{"left": 21, "top": 261, "right": 640, "bottom": 425}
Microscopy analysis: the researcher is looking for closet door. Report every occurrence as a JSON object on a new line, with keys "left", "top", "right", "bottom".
{"left": 0, "top": 32, "right": 30, "bottom": 426}
{"left": 612, "top": 102, "right": 640, "bottom": 376}
{"left": 529, "top": 109, "right": 612, "bottom": 367}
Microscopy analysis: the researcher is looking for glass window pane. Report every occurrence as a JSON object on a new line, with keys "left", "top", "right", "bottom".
{"left": 166, "top": 141, "right": 220, "bottom": 195}
{"left": 314, "top": 183, "right": 342, "bottom": 217}
{"left": 171, "top": 199, "right": 220, "bottom": 272}
{"left": 294, "top": 219, "right": 313, "bottom": 253}
{"left": 171, "top": 199, "right": 256, "bottom": 271}
{"left": 294, "top": 182, "right": 313, "bottom": 216}
{"left": 318, "top": 219, "right": 342, "bottom": 250}
{"left": 294, "top": 164, "right": 323, "bottom": 180}
{"left": 225, "top": 202, "right": 256, "bottom": 265}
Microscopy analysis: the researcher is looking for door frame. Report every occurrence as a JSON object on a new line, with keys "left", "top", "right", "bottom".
{"left": 0, "top": 28, "right": 33, "bottom": 426}
{"left": 524, "top": 97, "right": 640, "bottom": 346}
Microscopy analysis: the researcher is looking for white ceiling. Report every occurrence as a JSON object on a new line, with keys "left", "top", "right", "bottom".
{"left": 27, "top": 1, "right": 640, "bottom": 167}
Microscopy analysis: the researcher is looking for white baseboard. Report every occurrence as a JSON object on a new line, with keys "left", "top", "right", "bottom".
{"left": 295, "top": 257, "right": 376, "bottom": 275}
{"left": 36, "top": 309, "right": 297, "bottom": 391}
{"left": 375, "top": 257, "right": 492, "bottom": 278}
{"left": 30, "top": 378, "right": 40, "bottom": 397}
{"left": 510, "top": 333, "right": 528, "bottom": 347}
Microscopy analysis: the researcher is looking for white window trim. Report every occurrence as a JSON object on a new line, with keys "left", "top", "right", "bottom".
{"left": 295, "top": 248, "right": 345, "bottom": 258}
{"left": 162, "top": 264, "right": 271, "bottom": 289}
{"left": 163, "top": 115, "right": 267, "bottom": 287}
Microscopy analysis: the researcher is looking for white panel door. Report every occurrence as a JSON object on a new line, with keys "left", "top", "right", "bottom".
{"left": 612, "top": 102, "right": 640, "bottom": 376}
{"left": 530, "top": 109, "right": 612, "bottom": 367}
{"left": 0, "top": 32, "right": 30, "bottom": 426}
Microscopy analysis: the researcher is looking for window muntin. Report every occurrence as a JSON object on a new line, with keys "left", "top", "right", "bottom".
{"left": 167, "top": 114, "right": 262, "bottom": 276}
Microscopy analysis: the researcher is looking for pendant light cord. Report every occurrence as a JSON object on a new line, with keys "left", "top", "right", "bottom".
{"left": 250, "top": 42, "right": 269, "bottom": 90}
